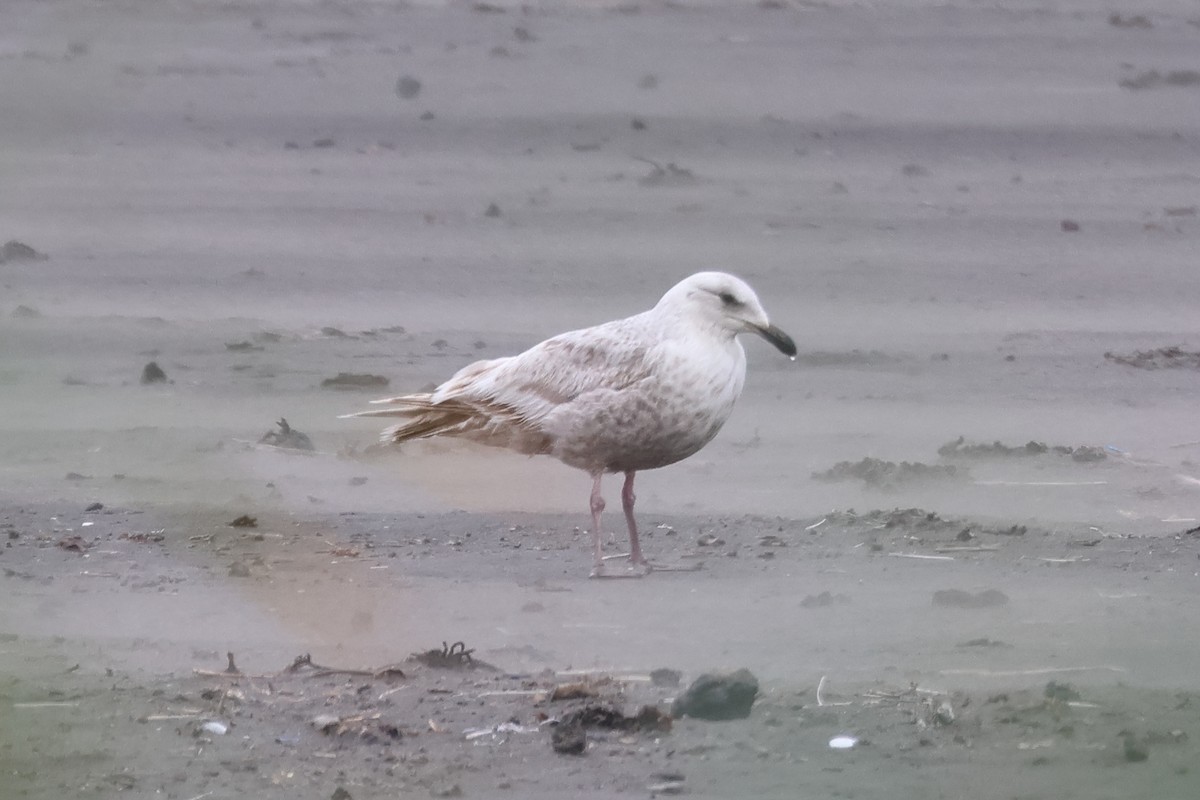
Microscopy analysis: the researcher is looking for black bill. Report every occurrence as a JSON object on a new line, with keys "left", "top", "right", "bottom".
{"left": 752, "top": 323, "right": 797, "bottom": 358}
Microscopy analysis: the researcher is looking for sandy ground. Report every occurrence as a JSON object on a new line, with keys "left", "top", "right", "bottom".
{"left": 3, "top": 0, "right": 1200, "bottom": 797}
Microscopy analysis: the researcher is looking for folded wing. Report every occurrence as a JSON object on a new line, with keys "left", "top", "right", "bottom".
{"left": 342, "top": 318, "right": 654, "bottom": 455}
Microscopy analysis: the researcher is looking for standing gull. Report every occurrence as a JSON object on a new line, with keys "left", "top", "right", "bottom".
{"left": 343, "top": 272, "right": 796, "bottom": 576}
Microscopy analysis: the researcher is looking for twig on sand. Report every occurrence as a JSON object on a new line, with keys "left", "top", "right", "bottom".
{"left": 143, "top": 712, "right": 203, "bottom": 721}
{"left": 935, "top": 545, "right": 1000, "bottom": 553}
{"left": 815, "top": 675, "right": 852, "bottom": 707}
{"left": 1169, "top": 440, "right": 1200, "bottom": 449}
{"left": 888, "top": 552, "right": 954, "bottom": 561}
{"left": 193, "top": 652, "right": 406, "bottom": 681}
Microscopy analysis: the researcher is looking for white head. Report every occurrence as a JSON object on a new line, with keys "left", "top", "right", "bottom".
{"left": 657, "top": 271, "right": 796, "bottom": 357}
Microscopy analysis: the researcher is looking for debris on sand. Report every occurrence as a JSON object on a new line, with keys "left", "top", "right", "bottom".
{"left": 140, "top": 361, "right": 168, "bottom": 384}
{"left": 650, "top": 668, "right": 682, "bottom": 688}
{"left": 258, "top": 418, "right": 315, "bottom": 451}
{"left": 225, "top": 340, "right": 264, "bottom": 352}
{"left": 0, "top": 240, "right": 48, "bottom": 263}
{"left": 1104, "top": 346, "right": 1200, "bottom": 370}
{"left": 57, "top": 535, "right": 90, "bottom": 552}
{"left": 636, "top": 157, "right": 699, "bottom": 187}
{"left": 939, "top": 437, "right": 1049, "bottom": 458}
{"left": 1119, "top": 69, "right": 1200, "bottom": 90}
{"left": 957, "top": 637, "right": 1012, "bottom": 648}
{"left": 812, "top": 457, "right": 963, "bottom": 490}
{"left": 321, "top": 372, "right": 390, "bottom": 390}
{"left": 938, "top": 437, "right": 1107, "bottom": 463}
{"left": 395, "top": 74, "right": 422, "bottom": 99}
{"left": 1108, "top": 13, "right": 1152, "bottom": 29}
{"left": 410, "top": 641, "right": 497, "bottom": 671}
{"left": 313, "top": 713, "right": 402, "bottom": 744}
{"left": 800, "top": 590, "right": 851, "bottom": 608}
{"left": 932, "top": 588, "right": 1009, "bottom": 609}
{"left": 1044, "top": 681, "right": 1081, "bottom": 702}
{"left": 830, "top": 508, "right": 1028, "bottom": 546}
{"left": 551, "top": 704, "right": 672, "bottom": 754}
{"left": 548, "top": 680, "right": 602, "bottom": 702}
{"left": 672, "top": 669, "right": 758, "bottom": 720}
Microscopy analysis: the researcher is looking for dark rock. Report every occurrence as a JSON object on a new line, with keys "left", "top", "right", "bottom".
{"left": 672, "top": 668, "right": 759, "bottom": 720}
{"left": 85, "top": 502, "right": 103, "bottom": 512}
{"left": 551, "top": 718, "right": 586, "bottom": 755}
{"left": 1060, "top": 219, "right": 1080, "bottom": 232}
{"left": 229, "top": 515, "right": 257, "bottom": 528}
{"left": 1, "top": 240, "right": 48, "bottom": 262}
{"left": 331, "top": 787, "right": 353, "bottom": 800}
{"left": 395, "top": 75, "right": 422, "bottom": 99}
{"left": 484, "top": 202, "right": 502, "bottom": 218}
{"left": 11, "top": 305, "right": 41, "bottom": 318}
{"left": 1121, "top": 732, "right": 1149, "bottom": 762}
{"left": 140, "top": 361, "right": 168, "bottom": 384}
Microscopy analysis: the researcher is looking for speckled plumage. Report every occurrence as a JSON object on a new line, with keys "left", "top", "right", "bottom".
{"left": 344, "top": 272, "right": 796, "bottom": 576}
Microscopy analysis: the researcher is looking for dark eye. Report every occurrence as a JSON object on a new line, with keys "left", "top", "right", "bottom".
{"left": 718, "top": 291, "right": 739, "bottom": 306}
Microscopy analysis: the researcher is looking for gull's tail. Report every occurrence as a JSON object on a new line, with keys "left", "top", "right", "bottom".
{"left": 341, "top": 391, "right": 552, "bottom": 456}
{"left": 339, "top": 394, "right": 477, "bottom": 444}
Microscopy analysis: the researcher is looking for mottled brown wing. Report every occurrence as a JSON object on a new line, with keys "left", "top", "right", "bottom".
{"left": 434, "top": 316, "right": 656, "bottom": 426}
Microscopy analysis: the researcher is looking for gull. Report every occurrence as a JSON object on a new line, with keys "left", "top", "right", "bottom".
{"left": 343, "top": 272, "right": 796, "bottom": 576}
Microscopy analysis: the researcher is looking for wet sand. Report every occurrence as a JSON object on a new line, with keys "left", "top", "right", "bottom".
{"left": 3, "top": 1, "right": 1200, "bottom": 798}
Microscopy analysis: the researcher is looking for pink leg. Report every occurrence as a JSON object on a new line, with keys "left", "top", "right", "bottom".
{"left": 589, "top": 473, "right": 605, "bottom": 569}
{"left": 621, "top": 471, "right": 646, "bottom": 566}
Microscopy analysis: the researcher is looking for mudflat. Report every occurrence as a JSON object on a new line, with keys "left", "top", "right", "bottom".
{"left": 3, "top": 1, "right": 1200, "bottom": 798}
